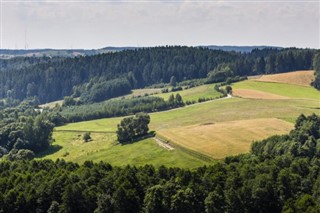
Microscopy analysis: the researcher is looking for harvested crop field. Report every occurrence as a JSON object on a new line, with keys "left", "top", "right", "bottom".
{"left": 158, "top": 118, "right": 294, "bottom": 159}
{"left": 232, "top": 89, "right": 289, "bottom": 99}
{"left": 255, "top": 70, "right": 315, "bottom": 87}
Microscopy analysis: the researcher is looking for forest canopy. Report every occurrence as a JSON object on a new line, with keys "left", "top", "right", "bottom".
{"left": 0, "top": 46, "right": 316, "bottom": 104}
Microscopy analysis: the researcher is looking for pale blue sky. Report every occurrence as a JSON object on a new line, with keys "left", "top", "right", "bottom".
{"left": 1, "top": 0, "right": 319, "bottom": 49}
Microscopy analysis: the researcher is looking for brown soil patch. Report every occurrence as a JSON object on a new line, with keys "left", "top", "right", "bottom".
{"left": 255, "top": 70, "right": 315, "bottom": 87}
{"left": 233, "top": 89, "right": 289, "bottom": 99}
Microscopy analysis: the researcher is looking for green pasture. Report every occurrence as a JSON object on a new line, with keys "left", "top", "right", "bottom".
{"left": 40, "top": 131, "right": 209, "bottom": 168}
{"left": 153, "top": 84, "right": 222, "bottom": 102}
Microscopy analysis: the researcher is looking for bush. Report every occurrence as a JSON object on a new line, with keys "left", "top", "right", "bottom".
{"left": 83, "top": 132, "right": 91, "bottom": 142}
{"left": 7, "top": 149, "right": 35, "bottom": 161}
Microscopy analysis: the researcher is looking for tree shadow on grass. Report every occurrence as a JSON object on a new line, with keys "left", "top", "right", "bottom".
{"left": 36, "top": 145, "right": 63, "bottom": 158}
{"left": 120, "top": 131, "right": 156, "bottom": 146}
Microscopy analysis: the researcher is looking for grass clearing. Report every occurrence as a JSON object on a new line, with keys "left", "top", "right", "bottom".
{"left": 158, "top": 118, "right": 293, "bottom": 159}
{"left": 255, "top": 70, "right": 315, "bottom": 87}
{"left": 40, "top": 131, "right": 209, "bottom": 168}
{"left": 232, "top": 80, "right": 319, "bottom": 100}
{"left": 56, "top": 118, "right": 120, "bottom": 132}
{"left": 153, "top": 84, "right": 221, "bottom": 102}
{"left": 111, "top": 88, "right": 163, "bottom": 100}
{"left": 39, "top": 100, "right": 64, "bottom": 108}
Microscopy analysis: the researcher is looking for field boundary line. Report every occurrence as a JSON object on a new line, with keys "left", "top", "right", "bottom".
{"left": 54, "top": 129, "right": 116, "bottom": 134}
{"left": 156, "top": 134, "right": 214, "bottom": 162}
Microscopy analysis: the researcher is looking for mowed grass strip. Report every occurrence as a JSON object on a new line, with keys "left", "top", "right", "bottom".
{"left": 255, "top": 70, "right": 315, "bottom": 87}
{"left": 154, "top": 84, "right": 221, "bottom": 102}
{"left": 111, "top": 88, "right": 163, "bottom": 100}
{"left": 158, "top": 118, "right": 294, "bottom": 159}
{"left": 232, "top": 80, "right": 320, "bottom": 100}
{"left": 40, "top": 131, "right": 209, "bottom": 168}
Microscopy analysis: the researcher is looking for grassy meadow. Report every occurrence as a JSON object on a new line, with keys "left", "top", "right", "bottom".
{"left": 153, "top": 84, "right": 222, "bottom": 102}
{"left": 41, "top": 131, "right": 209, "bottom": 168}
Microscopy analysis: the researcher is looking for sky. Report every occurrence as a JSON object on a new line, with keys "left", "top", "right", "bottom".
{"left": 0, "top": 0, "right": 319, "bottom": 49}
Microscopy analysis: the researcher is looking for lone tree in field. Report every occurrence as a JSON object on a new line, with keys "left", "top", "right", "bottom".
{"left": 83, "top": 132, "right": 91, "bottom": 142}
{"left": 117, "top": 113, "right": 150, "bottom": 143}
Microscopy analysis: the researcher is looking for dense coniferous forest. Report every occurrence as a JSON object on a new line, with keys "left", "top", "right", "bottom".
{"left": 60, "top": 95, "right": 187, "bottom": 122}
{"left": 0, "top": 46, "right": 316, "bottom": 104}
{"left": 313, "top": 51, "right": 320, "bottom": 89}
{"left": 0, "top": 114, "right": 319, "bottom": 213}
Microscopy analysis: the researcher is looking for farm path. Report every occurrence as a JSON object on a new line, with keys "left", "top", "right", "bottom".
{"left": 153, "top": 137, "right": 174, "bottom": 151}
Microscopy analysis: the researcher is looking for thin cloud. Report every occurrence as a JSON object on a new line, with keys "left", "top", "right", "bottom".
{"left": 1, "top": 1, "right": 319, "bottom": 49}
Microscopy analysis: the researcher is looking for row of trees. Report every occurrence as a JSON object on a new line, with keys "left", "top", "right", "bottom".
{"left": 59, "top": 95, "right": 185, "bottom": 123}
{"left": 0, "top": 114, "right": 319, "bottom": 212}
{"left": 0, "top": 46, "right": 316, "bottom": 104}
{"left": 313, "top": 51, "right": 320, "bottom": 89}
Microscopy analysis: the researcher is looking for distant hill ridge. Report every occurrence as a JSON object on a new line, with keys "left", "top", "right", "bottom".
{"left": 0, "top": 45, "right": 283, "bottom": 58}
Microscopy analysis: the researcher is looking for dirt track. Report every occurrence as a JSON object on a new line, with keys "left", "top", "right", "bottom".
{"left": 153, "top": 137, "right": 174, "bottom": 151}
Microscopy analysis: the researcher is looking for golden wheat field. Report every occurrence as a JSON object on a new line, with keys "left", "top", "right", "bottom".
{"left": 158, "top": 118, "right": 294, "bottom": 159}
{"left": 255, "top": 70, "right": 315, "bottom": 87}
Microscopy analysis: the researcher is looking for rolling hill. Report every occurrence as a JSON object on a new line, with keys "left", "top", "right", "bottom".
{"left": 39, "top": 70, "right": 320, "bottom": 166}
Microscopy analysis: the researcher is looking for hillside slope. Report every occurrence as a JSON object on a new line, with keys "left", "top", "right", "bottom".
{"left": 37, "top": 71, "right": 319, "bottom": 165}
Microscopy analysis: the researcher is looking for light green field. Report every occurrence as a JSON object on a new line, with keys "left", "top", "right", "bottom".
{"left": 40, "top": 132, "right": 209, "bottom": 168}
{"left": 111, "top": 88, "right": 163, "bottom": 100}
{"left": 56, "top": 119, "right": 119, "bottom": 132}
{"left": 233, "top": 80, "right": 319, "bottom": 100}
{"left": 153, "top": 84, "right": 221, "bottom": 102}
